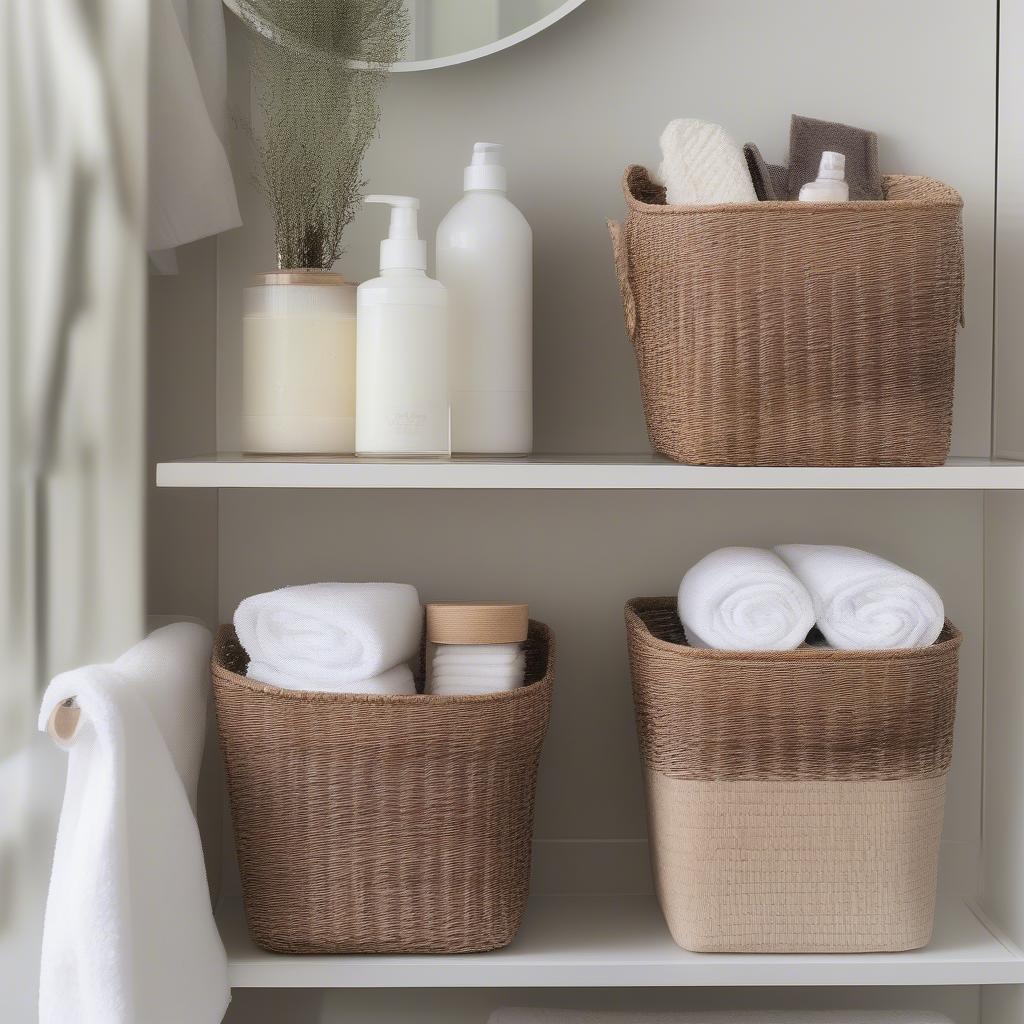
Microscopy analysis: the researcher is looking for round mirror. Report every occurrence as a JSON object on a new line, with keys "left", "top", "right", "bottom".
{"left": 224, "top": 0, "right": 587, "bottom": 72}
{"left": 394, "top": 0, "right": 587, "bottom": 70}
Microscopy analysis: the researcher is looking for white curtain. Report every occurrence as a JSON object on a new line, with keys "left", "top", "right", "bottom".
{"left": 1, "top": 0, "right": 147, "bottom": 1016}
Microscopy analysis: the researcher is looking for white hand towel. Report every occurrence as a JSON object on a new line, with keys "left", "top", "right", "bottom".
{"left": 677, "top": 546, "right": 815, "bottom": 651}
{"left": 235, "top": 582, "right": 421, "bottom": 687}
{"left": 246, "top": 660, "right": 416, "bottom": 696}
{"left": 658, "top": 119, "right": 758, "bottom": 206}
{"left": 38, "top": 624, "right": 229, "bottom": 1024}
{"left": 775, "top": 544, "right": 944, "bottom": 650}
{"left": 148, "top": 0, "right": 241, "bottom": 270}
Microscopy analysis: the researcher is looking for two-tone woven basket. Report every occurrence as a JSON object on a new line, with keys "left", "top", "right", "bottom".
{"left": 213, "top": 621, "right": 554, "bottom": 954}
{"left": 625, "top": 597, "right": 960, "bottom": 953}
{"left": 609, "top": 167, "right": 964, "bottom": 466}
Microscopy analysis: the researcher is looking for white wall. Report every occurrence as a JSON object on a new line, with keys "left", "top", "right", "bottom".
{"left": 217, "top": 0, "right": 996, "bottom": 457}
{"left": 218, "top": 488, "right": 984, "bottom": 897}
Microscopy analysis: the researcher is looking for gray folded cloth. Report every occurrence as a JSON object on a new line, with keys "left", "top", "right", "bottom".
{"left": 743, "top": 143, "right": 788, "bottom": 201}
{"left": 786, "top": 113, "right": 883, "bottom": 201}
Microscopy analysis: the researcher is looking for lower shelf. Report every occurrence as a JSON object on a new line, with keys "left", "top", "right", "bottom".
{"left": 218, "top": 891, "right": 1024, "bottom": 988}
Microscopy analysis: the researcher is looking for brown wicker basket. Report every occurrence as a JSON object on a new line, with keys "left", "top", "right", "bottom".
{"left": 625, "top": 597, "right": 960, "bottom": 953}
{"left": 610, "top": 167, "right": 964, "bottom": 466}
{"left": 213, "top": 621, "right": 554, "bottom": 954}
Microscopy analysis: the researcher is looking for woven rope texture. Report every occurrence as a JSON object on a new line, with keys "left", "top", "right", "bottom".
{"left": 213, "top": 622, "right": 554, "bottom": 954}
{"left": 611, "top": 167, "right": 964, "bottom": 466}
{"left": 625, "top": 597, "right": 959, "bottom": 952}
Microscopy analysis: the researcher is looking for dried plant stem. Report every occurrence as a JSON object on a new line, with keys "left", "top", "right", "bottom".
{"left": 235, "top": 0, "right": 408, "bottom": 270}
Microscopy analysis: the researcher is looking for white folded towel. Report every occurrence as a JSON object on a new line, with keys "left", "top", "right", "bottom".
{"left": 658, "top": 119, "right": 758, "bottom": 206}
{"left": 428, "top": 643, "right": 525, "bottom": 695}
{"left": 433, "top": 657, "right": 526, "bottom": 679}
{"left": 247, "top": 660, "right": 416, "bottom": 695}
{"left": 38, "top": 624, "right": 229, "bottom": 1024}
{"left": 775, "top": 544, "right": 944, "bottom": 650}
{"left": 430, "top": 678, "right": 522, "bottom": 696}
{"left": 677, "top": 546, "right": 815, "bottom": 651}
{"left": 235, "top": 582, "right": 422, "bottom": 690}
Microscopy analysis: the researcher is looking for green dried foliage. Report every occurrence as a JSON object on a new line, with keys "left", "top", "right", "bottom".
{"left": 235, "top": 0, "right": 408, "bottom": 270}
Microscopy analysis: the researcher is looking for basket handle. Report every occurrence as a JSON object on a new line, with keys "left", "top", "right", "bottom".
{"left": 607, "top": 219, "right": 638, "bottom": 347}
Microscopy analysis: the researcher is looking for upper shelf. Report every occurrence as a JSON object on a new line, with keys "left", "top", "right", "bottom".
{"left": 157, "top": 453, "right": 1024, "bottom": 490}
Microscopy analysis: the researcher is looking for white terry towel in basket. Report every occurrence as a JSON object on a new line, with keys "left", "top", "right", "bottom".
{"left": 658, "top": 118, "right": 758, "bottom": 206}
{"left": 38, "top": 623, "right": 229, "bottom": 1024}
{"left": 677, "top": 546, "right": 815, "bottom": 651}
{"left": 775, "top": 544, "right": 944, "bottom": 650}
{"left": 235, "top": 582, "right": 422, "bottom": 691}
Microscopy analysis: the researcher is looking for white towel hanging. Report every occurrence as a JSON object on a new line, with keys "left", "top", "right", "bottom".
{"left": 38, "top": 623, "right": 230, "bottom": 1024}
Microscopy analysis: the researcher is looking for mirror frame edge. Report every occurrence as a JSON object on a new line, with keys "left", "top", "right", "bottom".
{"left": 221, "top": 0, "right": 589, "bottom": 72}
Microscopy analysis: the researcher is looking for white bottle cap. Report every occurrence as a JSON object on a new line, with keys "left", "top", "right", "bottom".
{"left": 464, "top": 142, "right": 507, "bottom": 192}
{"left": 818, "top": 151, "right": 846, "bottom": 181}
{"left": 365, "top": 194, "right": 427, "bottom": 271}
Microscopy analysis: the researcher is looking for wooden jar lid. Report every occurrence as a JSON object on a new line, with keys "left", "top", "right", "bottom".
{"left": 426, "top": 602, "right": 528, "bottom": 645}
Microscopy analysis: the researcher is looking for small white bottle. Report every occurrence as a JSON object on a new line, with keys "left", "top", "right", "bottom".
{"left": 436, "top": 143, "right": 532, "bottom": 456}
{"left": 356, "top": 195, "right": 450, "bottom": 457}
{"left": 798, "top": 151, "right": 850, "bottom": 203}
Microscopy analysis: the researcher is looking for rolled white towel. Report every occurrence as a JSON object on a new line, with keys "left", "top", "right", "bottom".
{"left": 677, "top": 546, "right": 815, "bottom": 651}
{"left": 775, "top": 544, "right": 944, "bottom": 650}
{"left": 246, "top": 660, "right": 416, "bottom": 696}
{"left": 658, "top": 118, "right": 758, "bottom": 206}
{"left": 235, "top": 582, "right": 421, "bottom": 688}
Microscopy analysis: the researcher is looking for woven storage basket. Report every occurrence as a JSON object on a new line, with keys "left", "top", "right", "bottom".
{"left": 625, "top": 597, "right": 960, "bottom": 953}
{"left": 213, "top": 621, "right": 554, "bottom": 954}
{"left": 609, "top": 167, "right": 964, "bottom": 466}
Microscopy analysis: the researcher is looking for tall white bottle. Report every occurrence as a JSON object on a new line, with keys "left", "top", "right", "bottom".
{"left": 436, "top": 143, "right": 533, "bottom": 455}
{"left": 356, "top": 195, "right": 450, "bottom": 457}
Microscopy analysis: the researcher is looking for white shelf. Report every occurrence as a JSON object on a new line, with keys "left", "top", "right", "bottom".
{"left": 157, "top": 454, "right": 1024, "bottom": 490}
{"left": 219, "top": 892, "right": 1024, "bottom": 989}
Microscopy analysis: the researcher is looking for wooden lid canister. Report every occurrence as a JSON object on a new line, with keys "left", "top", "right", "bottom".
{"left": 426, "top": 603, "right": 529, "bottom": 645}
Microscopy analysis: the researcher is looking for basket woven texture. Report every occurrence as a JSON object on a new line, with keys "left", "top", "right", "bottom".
{"left": 610, "top": 167, "right": 964, "bottom": 466}
{"left": 625, "top": 597, "right": 960, "bottom": 953}
{"left": 213, "top": 621, "right": 554, "bottom": 954}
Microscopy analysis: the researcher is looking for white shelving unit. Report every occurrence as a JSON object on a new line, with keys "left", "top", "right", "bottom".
{"left": 219, "top": 893, "right": 1024, "bottom": 990}
{"left": 157, "top": 454, "right": 1024, "bottom": 490}
{"left": 143, "top": 3, "right": 1024, "bottom": 1022}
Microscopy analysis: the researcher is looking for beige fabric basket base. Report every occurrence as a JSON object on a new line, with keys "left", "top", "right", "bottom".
{"left": 645, "top": 771, "right": 946, "bottom": 953}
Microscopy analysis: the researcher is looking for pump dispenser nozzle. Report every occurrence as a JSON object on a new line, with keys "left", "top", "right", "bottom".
{"left": 464, "top": 142, "right": 507, "bottom": 192}
{"left": 817, "top": 151, "right": 846, "bottom": 180}
{"left": 365, "top": 194, "right": 427, "bottom": 272}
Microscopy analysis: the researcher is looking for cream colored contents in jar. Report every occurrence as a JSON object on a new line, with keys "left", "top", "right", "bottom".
{"left": 429, "top": 643, "right": 525, "bottom": 696}
{"left": 243, "top": 272, "right": 357, "bottom": 454}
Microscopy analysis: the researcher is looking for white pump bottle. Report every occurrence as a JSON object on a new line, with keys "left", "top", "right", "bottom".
{"left": 798, "top": 151, "right": 850, "bottom": 203}
{"left": 356, "top": 195, "right": 450, "bottom": 457}
{"left": 436, "top": 143, "right": 533, "bottom": 455}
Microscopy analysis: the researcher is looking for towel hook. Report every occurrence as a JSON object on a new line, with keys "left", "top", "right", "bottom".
{"left": 47, "top": 698, "right": 81, "bottom": 744}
